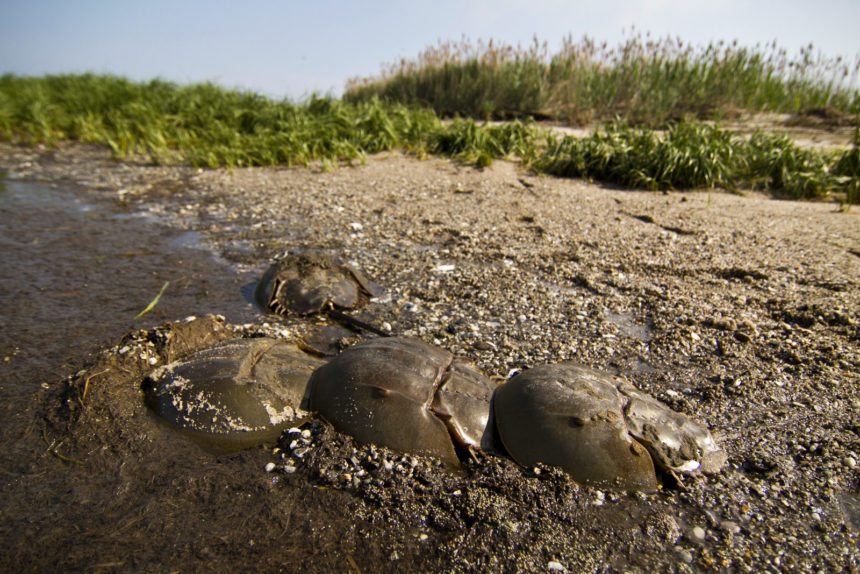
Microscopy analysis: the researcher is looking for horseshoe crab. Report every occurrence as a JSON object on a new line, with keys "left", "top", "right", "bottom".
{"left": 618, "top": 380, "right": 726, "bottom": 475}
{"left": 307, "top": 337, "right": 498, "bottom": 466}
{"left": 493, "top": 363, "right": 725, "bottom": 491}
{"left": 143, "top": 338, "right": 325, "bottom": 450}
{"left": 255, "top": 252, "right": 381, "bottom": 316}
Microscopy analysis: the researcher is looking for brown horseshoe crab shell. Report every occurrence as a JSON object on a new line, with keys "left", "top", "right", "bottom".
{"left": 494, "top": 364, "right": 658, "bottom": 491}
{"left": 143, "top": 338, "right": 325, "bottom": 450}
{"left": 307, "top": 337, "right": 498, "bottom": 465}
{"left": 493, "top": 363, "right": 725, "bottom": 491}
{"left": 254, "top": 252, "right": 381, "bottom": 316}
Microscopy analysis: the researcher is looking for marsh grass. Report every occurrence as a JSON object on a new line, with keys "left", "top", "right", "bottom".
{"left": 741, "top": 132, "right": 832, "bottom": 198}
{"left": 0, "top": 74, "right": 443, "bottom": 167}
{"left": 0, "top": 74, "right": 541, "bottom": 169}
{"left": 831, "top": 127, "right": 860, "bottom": 206}
{"left": 534, "top": 122, "right": 737, "bottom": 190}
{"left": 1, "top": 73, "right": 857, "bottom": 201}
{"left": 345, "top": 34, "right": 860, "bottom": 126}
{"left": 533, "top": 120, "right": 859, "bottom": 199}
{"left": 428, "top": 119, "right": 537, "bottom": 167}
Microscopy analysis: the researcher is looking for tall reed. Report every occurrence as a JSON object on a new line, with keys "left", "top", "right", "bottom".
{"left": 345, "top": 33, "right": 860, "bottom": 126}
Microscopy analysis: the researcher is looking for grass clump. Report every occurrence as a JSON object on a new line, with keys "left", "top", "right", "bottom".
{"left": 533, "top": 121, "right": 737, "bottom": 190}
{"left": 532, "top": 119, "right": 859, "bottom": 200}
{"left": 345, "top": 34, "right": 860, "bottom": 126}
{"left": 831, "top": 126, "right": 860, "bottom": 205}
{"left": 740, "top": 132, "right": 832, "bottom": 198}
{"left": 428, "top": 119, "right": 537, "bottom": 167}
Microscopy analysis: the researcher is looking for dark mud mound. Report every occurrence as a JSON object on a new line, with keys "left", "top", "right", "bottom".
{"left": 13, "top": 316, "right": 369, "bottom": 572}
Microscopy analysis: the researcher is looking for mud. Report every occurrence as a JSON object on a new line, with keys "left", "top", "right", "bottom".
{"left": 0, "top": 139, "right": 859, "bottom": 572}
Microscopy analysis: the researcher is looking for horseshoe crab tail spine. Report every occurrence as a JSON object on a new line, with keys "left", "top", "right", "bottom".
{"left": 323, "top": 305, "right": 391, "bottom": 338}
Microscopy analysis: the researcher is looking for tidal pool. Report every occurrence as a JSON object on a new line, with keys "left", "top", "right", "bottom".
{"left": 0, "top": 177, "right": 257, "bottom": 470}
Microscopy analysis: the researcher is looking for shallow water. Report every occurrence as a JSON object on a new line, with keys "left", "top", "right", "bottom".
{"left": 603, "top": 310, "right": 654, "bottom": 342}
{"left": 0, "top": 178, "right": 258, "bottom": 467}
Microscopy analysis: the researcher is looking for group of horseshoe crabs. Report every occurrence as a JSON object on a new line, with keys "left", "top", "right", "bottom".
{"left": 144, "top": 253, "right": 726, "bottom": 491}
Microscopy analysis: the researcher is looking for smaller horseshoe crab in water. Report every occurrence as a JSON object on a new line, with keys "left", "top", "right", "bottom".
{"left": 307, "top": 337, "right": 499, "bottom": 466}
{"left": 143, "top": 338, "right": 325, "bottom": 450}
{"left": 493, "top": 363, "right": 726, "bottom": 491}
{"left": 255, "top": 252, "right": 382, "bottom": 314}
{"left": 255, "top": 252, "right": 388, "bottom": 336}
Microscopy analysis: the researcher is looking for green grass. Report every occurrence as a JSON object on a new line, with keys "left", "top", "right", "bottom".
{"left": 0, "top": 74, "right": 443, "bottom": 167}
{"left": 832, "top": 127, "right": 860, "bottom": 206}
{"left": 0, "top": 73, "right": 540, "bottom": 169}
{"left": 534, "top": 120, "right": 860, "bottom": 199}
{"left": 1, "top": 73, "right": 858, "bottom": 202}
{"left": 534, "top": 121, "right": 737, "bottom": 190}
{"left": 427, "top": 119, "right": 537, "bottom": 167}
{"left": 345, "top": 34, "right": 860, "bottom": 126}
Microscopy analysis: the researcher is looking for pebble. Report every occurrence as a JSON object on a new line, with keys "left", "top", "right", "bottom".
{"left": 676, "top": 548, "right": 693, "bottom": 564}
{"left": 692, "top": 526, "right": 706, "bottom": 540}
{"left": 547, "top": 560, "right": 567, "bottom": 572}
{"left": 264, "top": 462, "right": 276, "bottom": 473}
{"left": 721, "top": 521, "right": 741, "bottom": 535}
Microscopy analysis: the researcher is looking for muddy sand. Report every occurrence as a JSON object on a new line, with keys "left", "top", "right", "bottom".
{"left": 1, "top": 139, "right": 858, "bottom": 572}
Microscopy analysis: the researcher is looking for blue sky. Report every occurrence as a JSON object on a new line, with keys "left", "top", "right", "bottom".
{"left": 2, "top": 0, "right": 858, "bottom": 100}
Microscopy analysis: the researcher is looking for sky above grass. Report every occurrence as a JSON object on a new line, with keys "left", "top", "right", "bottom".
{"left": 2, "top": 0, "right": 859, "bottom": 100}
